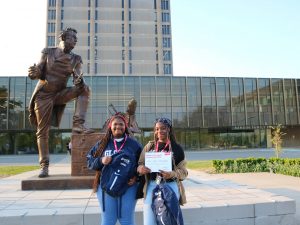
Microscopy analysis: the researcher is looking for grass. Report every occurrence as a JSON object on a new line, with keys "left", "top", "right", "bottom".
{"left": 0, "top": 166, "right": 39, "bottom": 178}
{"left": 187, "top": 160, "right": 214, "bottom": 173}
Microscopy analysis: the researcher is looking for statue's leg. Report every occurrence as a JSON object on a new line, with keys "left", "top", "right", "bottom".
{"left": 55, "top": 84, "right": 94, "bottom": 134}
{"left": 34, "top": 95, "right": 53, "bottom": 178}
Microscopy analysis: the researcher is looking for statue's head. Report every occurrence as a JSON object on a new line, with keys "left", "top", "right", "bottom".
{"left": 59, "top": 27, "right": 78, "bottom": 52}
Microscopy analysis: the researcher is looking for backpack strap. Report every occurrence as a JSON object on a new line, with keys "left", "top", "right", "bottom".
{"left": 102, "top": 189, "right": 105, "bottom": 212}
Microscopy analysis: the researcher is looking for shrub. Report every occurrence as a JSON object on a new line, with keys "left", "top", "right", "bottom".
{"left": 212, "top": 158, "right": 300, "bottom": 177}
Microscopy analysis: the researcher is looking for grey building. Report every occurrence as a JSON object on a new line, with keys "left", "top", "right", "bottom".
{"left": 46, "top": 0, "right": 173, "bottom": 76}
{"left": 0, "top": 76, "right": 300, "bottom": 155}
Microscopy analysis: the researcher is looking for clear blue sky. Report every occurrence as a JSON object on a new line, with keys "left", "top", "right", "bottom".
{"left": 0, "top": 0, "right": 299, "bottom": 78}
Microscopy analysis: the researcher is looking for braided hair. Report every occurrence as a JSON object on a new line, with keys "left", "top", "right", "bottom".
{"left": 92, "top": 113, "right": 130, "bottom": 192}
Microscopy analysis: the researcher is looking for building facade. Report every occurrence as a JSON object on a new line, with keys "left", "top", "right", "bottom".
{"left": 1, "top": 76, "right": 300, "bottom": 155}
{"left": 46, "top": 0, "right": 173, "bottom": 76}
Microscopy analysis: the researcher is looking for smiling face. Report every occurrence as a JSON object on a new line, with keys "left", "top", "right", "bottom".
{"left": 111, "top": 117, "right": 126, "bottom": 138}
{"left": 155, "top": 122, "right": 169, "bottom": 143}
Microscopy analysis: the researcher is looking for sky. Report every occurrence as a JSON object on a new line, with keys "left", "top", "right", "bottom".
{"left": 0, "top": 0, "right": 299, "bottom": 78}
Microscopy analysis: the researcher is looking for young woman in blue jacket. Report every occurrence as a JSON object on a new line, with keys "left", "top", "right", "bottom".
{"left": 87, "top": 113, "right": 142, "bottom": 225}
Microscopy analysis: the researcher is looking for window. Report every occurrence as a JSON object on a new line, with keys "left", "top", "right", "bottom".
{"left": 161, "top": 0, "right": 169, "bottom": 10}
{"left": 128, "top": 0, "right": 131, "bottom": 8}
{"left": 155, "top": 25, "right": 157, "bottom": 34}
{"left": 88, "top": 0, "right": 91, "bottom": 7}
{"left": 87, "top": 63, "right": 90, "bottom": 74}
{"left": 88, "top": 23, "right": 90, "bottom": 33}
{"left": 47, "top": 36, "right": 55, "bottom": 46}
{"left": 60, "top": 22, "right": 63, "bottom": 30}
{"left": 61, "top": 0, "right": 64, "bottom": 7}
{"left": 48, "top": 0, "right": 56, "bottom": 7}
{"left": 156, "top": 50, "right": 158, "bottom": 61}
{"left": 88, "top": 10, "right": 91, "bottom": 20}
{"left": 156, "top": 64, "right": 159, "bottom": 74}
{"left": 95, "top": 49, "right": 98, "bottom": 60}
{"left": 129, "top": 24, "right": 132, "bottom": 34}
{"left": 129, "top": 11, "right": 132, "bottom": 21}
{"left": 122, "top": 36, "right": 125, "bottom": 47}
{"left": 164, "top": 64, "right": 171, "bottom": 74}
{"left": 129, "top": 63, "right": 132, "bottom": 74}
{"left": 95, "top": 10, "right": 98, "bottom": 20}
{"left": 47, "top": 23, "right": 55, "bottom": 33}
{"left": 154, "top": 0, "right": 157, "bottom": 9}
{"left": 95, "top": 36, "right": 98, "bottom": 46}
{"left": 122, "top": 24, "right": 124, "bottom": 34}
{"left": 155, "top": 37, "right": 158, "bottom": 47}
{"left": 87, "top": 49, "right": 90, "bottom": 60}
{"left": 122, "top": 50, "right": 125, "bottom": 60}
{"left": 88, "top": 36, "right": 90, "bottom": 46}
{"left": 48, "top": 10, "right": 56, "bottom": 20}
{"left": 95, "top": 63, "right": 98, "bottom": 74}
{"left": 95, "top": 23, "right": 98, "bottom": 33}
{"left": 129, "top": 37, "right": 132, "bottom": 47}
{"left": 129, "top": 50, "right": 132, "bottom": 60}
{"left": 162, "top": 25, "right": 170, "bottom": 35}
{"left": 163, "top": 38, "right": 171, "bottom": 48}
{"left": 122, "top": 63, "right": 125, "bottom": 74}
{"left": 122, "top": 0, "right": 124, "bottom": 8}
{"left": 95, "top": 0, "right": 98, "bottom": 7}
{"left": 163, "top": 51, "right": 171, "bottom": 61}
{"left": 61, "top": 9, "right": 64, "bottom": 20}
{"left": 122, "top": 11, "right": 124, "bottom": 21}
{"left": 162, "top": 12, "right": 170, "bottom": 22}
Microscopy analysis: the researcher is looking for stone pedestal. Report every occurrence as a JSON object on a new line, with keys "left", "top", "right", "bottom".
{"left": 71, "top": 133, "right": 104, "bottom": 176}
{"left": 21, "top": 132, "right": 105, "bottom": 190}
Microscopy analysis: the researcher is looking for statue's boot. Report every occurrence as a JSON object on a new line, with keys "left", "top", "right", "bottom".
{"left": 37, "top": 138, "right": 49, "bottom": 178}
{"left": 72, "top": 95, "right": 94, "bottom": 134}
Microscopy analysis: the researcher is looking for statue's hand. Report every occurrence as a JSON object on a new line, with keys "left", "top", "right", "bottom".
{"left": 28, "top": 64, "right": 41, "bottom": 80}
{"left": 74, "top": 73, "right": 83, "bottom": 86}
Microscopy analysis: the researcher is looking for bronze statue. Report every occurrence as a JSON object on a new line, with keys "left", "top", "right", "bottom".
{"left": 125, "top": 98, "right": 141, "bottom": 135}
{"left": 28, "top": 27, "right": 93, "bottom": 178}
{"left": 102, "top": 98, "right": 141, "bottom": 136}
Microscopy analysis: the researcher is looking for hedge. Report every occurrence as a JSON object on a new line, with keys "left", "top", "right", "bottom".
{"left": 212, "top": 158, "right": 300, "bottom": 177}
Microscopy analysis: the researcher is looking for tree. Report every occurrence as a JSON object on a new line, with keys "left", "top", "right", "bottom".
{"left": 271, "top": 124, "right": 286, "bottom": 158}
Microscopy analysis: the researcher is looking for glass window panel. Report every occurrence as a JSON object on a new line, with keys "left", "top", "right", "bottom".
{"left": 141, "top": 77, "right": 156, "bottom": 96}
{"left": 284, "top": 79, "right": 297, "bottom": 125}
{"left": 156, "top": 77, "right": 171, "bottom": 96}
{"left": 172, "top": 77, "right": 186, "bottom": 96}
{"left": 187, "top": 78, "right": 201, "bottom": 107}
{"left": 8, "top": 78, "right": 26, "bottom": 129}
{"left": 0, "top": 78, "right": 9, "bottom": 130}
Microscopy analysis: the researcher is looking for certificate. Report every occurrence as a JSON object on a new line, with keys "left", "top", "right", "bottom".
{"left": 145, "top": 152, "right": 172, "bottom": 172}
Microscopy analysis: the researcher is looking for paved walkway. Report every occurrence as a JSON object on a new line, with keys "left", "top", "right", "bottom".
{"left": 0, "top": 156, "right": 298, "bottom": 225}
{"left": 209, "top": 171, "right": 300, "bottom": 224}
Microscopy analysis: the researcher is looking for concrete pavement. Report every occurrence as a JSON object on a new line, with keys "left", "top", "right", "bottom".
{"left": 0, "top": 154, "right": 298, "bottom": 225}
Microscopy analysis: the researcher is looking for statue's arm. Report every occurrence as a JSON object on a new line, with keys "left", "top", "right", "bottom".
{"left": 28, "top": 49, "right": 48, "bottom": 80}
{"left": 73, "top": 55, "right": 84, "bottom": 85}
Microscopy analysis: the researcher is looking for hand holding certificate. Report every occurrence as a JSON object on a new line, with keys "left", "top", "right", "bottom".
{"left": 145, "top": 152, "right": 172, "bottom": 172}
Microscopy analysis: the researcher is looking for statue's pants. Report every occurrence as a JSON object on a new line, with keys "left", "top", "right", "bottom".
{"left": 34, "top": 84, "right": 89, "bottom": 165}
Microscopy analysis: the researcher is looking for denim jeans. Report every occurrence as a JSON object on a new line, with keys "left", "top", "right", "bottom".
{"left": 143, "top": 181, "right": 179, "bottom": 225}
{"left": 97, "top": 183, "right": 138, "bottom": 225}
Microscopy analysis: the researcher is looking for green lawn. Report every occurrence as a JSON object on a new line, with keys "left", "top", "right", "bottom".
{"left": 0, "top": 166, "right": 39, "bottom": 178}
{"left": 187, "top": 160, "right": 214, "bottom": 173}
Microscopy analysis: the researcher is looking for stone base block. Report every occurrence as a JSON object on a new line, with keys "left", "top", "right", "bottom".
{"left": 71, "top": 133, "right": 105, "bottom": 176}
{"left": 21, "top": 174, "right": 94, "bottom": 190}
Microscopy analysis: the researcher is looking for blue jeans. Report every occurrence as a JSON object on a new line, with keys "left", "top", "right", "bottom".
{"left": 97, "top": 183, "right": 138, "bottom": 225}
{"left": 143, "top": 181, "right": 179, "bottom": 225}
